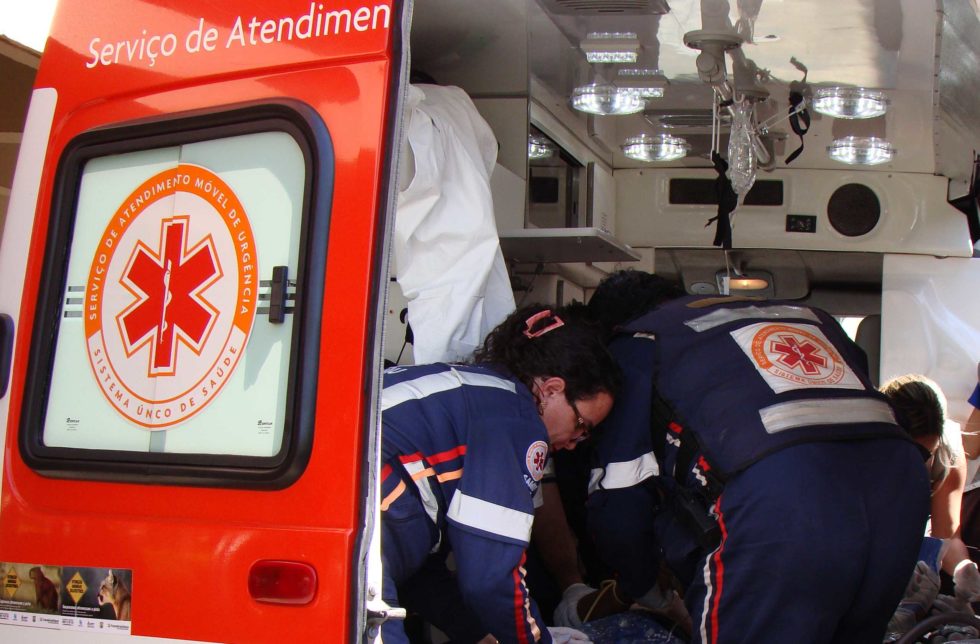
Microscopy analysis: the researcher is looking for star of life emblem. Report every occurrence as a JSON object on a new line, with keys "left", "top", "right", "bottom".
{"left": 730, "top": 322, "right": 864, "bottom": 394}
{"left": 84, "top": 164, "right": 258, "bottom": 428}
{"left": 526, "top": 440, "right": 549, "bottom": 481}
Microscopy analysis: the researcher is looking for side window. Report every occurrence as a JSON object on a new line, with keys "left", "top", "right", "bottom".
{"left": 836, "top": 316, "right": 864, "bottom": 342}
{"left": 21, "top": 105, "right": 331, "bottom": 487}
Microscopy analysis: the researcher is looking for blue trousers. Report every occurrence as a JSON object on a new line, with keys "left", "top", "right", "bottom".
{"left": 687, "top": 438, "right": 930, "bottom": 644}
{"left": 380, "top": 482, "right": 487, "bottom": 644}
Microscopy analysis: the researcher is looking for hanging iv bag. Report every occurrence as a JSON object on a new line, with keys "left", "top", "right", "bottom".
{"left": 727, "top": 100, "right": 757, "bottom": 198}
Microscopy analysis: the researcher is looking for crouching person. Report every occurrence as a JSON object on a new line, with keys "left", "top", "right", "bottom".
{"left": 380, "top": 305, "right": 619, "bottom": 643}
{"left": 583, "top": 270, "right": 930, "bottom": 644}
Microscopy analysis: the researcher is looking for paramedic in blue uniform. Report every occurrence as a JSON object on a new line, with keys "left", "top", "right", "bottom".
{"left": 380, "top": 304, "right": 620, "bottom": 644}
{"left": 583, "top": 270, "right": 930, "bottom": 644}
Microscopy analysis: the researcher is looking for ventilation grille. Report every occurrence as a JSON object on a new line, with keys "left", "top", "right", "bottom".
{"left": 539, "top": 0, "right": 670, "bottom": 15}
{"left": 646, "top": 110, "right": 730, "bottom": 130}
{"left": 670, "top": 179, "right": 784, "bottom": 206}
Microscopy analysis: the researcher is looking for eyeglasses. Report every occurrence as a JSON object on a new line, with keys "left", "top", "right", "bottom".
{"left": 569, "top": 400, "right": 593, "bottom": 443}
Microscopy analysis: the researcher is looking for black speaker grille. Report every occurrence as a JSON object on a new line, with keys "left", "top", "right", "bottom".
{"left": 827, "top": 183, "right": 880, "bottom": 237}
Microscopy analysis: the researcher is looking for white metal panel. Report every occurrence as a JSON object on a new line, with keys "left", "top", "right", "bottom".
{"left": 0, "top": 626, "right": 199, "bottom": 643}
{"left": 616, "top": 167, "right": 974, "bottom": 256}
{"left": 880, "top": 254, "right": 980, "bottom": 426}
{"left": 0, "top": 87, "right": 56, "bottom": 502}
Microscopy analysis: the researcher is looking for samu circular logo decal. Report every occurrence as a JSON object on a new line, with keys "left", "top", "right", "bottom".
{"left": 731, "top": 322, "right": 864, "bottom": 394}
{"left": 526, "top": 440, "right": 549, "bottom": 481}
{"left": 84, "top": 164, "right": 258, "bottom": 428}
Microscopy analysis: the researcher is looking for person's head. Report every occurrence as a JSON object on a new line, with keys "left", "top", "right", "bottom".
{"left": 880, "top": 374, "right": 954, "bottom": 470}
{"left": 587, "top": 270, "right": 686, "bottom": 341}
{"left": 473, "top": 304, "right": 620, "bottom": 451}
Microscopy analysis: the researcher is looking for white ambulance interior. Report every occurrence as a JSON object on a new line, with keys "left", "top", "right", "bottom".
{"left": 384, "top": 0, "right": 980, "bottom": 428}
{"left": 376, "top": 1, "right": 980, "bottom": 639}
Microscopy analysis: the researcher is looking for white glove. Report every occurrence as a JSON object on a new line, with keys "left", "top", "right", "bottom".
{"left": 885, "top": 562, "right": 941, "bottom": 637}
{"left": 552, "top": 583, "right": 595, "bottom": 628}
{"left": 902, "top": 561, "right": 941, "bottom": 620}
{"left": 548, "top": 626, "right": 593, "bottom": 644}
{"left": 954, "top": 560, "right": 980, "bottom": 602}
{"left": 884, "top": 607, "right": 916, "bottom": 639}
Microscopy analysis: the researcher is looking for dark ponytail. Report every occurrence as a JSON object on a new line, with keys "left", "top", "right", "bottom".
{"left": 473, "top": 303, "right": 620, "bottom": 402}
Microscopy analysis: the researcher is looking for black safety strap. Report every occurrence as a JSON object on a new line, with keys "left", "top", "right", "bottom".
{"left": 704, "top": 151, "right": 738, "bottom": 249}
{"left": 648, "top": 393, "right": 672, "bottom": 467}
{"left": 395, "top": 307, "right": 414, "bottom": 364}
{"left": 785, "top": 90, "right": 810, "bottom": 165}
{"left": 648, "top": 386, "right": 726, "bottom": 498}
{"left": 671, "top": 421, "right": 726, "bottom": 501}
{"left": 649, "top": 388, "right": 723, "bottom": 548}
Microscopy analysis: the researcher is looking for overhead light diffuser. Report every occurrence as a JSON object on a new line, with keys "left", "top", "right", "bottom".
{"left": 528, "top": 135, "right": 555, "bottom": 160}
{"left": 581, "top": 32, "right": 639, "bottom": 64}
{"left": 730, "top": 277, "right": 770, "bottom": 290}
{"left": 813, "top": 87, "right": 889, "bottom": 119}
{"left": 827, "top": 136, "right": 895, "bottom": 165}
{"left": 716, "top": 270, "right": 773, "bottom": 296}
{"left": 622, "top": 134, "right": 690, "bottom": 162}
{"left": 613, "top": 68, "right": 667, "bottom": 99}
{"left": 571, "top": 84, "right": 645, "bottom": 116}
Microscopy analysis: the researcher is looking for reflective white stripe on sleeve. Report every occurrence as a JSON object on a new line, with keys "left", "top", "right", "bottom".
{"left": 402, "top": 460, "right": 444, "bottom": 552}
{"left": 447, "top": 491, "right": 534, "bottom": 543}
{"left": 588, "top": 452, "right": 660, "bottom": 494}
{"left": 685, "top": 305, "right": 820, "bottom": 332}
{"left": 382, "top": 367, "right": 516, "bottom": 411}
{"left": 759, "top": 397, "right": 897, "bottom": 434}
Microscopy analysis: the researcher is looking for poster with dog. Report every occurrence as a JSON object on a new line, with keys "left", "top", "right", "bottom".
{"left": 0, "top": 562, "right": 62, "bottom": 615}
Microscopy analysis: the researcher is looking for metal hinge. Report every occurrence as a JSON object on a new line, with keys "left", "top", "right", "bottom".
{"left": 365, "top": 592, "right": 407, "bottom": 639}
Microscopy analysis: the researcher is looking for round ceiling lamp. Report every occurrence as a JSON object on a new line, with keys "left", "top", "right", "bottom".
{"left": 622, "top": 134, "right": 691, "bottom": 162}
{"left": 571, "top": 84, "right": 645, "bottom": 116}
{"left": 813, "top": 87, "right": 889, "bottom": 119}
{"left": 827, "top": 136, "right": 895, "bottom": 165}
{"left": 528, "top": 135, "right": 555, "bottom": 160}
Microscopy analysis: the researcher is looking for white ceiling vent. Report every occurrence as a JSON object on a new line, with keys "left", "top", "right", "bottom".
{"left": 538, "top": 0, "right": 670, "bottom": 15}
{"left": 646, "top": 110, "right": 727, "bottom": 130}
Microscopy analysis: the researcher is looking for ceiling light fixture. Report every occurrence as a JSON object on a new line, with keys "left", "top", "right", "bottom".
{"left": 827, "top": 136, "right": 895, "bottom": 165}
{"left": 813, "top": 87, "right": 889, "bottom": 119}
{"left": 622, "top": 134, "right": 690, "bottom": 162}
{"left": 729, "top": 277, "right": 770, "bottom": 290}
{"left": 571, "top": 84, "right": 645, "bottom": 116}
{"left": 581, "top": 32, "right": 640, "bottom": 64}
{"left": 613, "top": 68, "right": 667, "bottom": 99}
{"left": 528, "top": 135, "right": 555, "bottom": 160}
{"left": 716, "top": 269, "right": 773, "bottom": 296}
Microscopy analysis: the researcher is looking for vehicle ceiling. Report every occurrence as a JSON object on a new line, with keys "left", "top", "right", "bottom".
{"left": 409, "top": 0, "right": 979, "bottom": 305}
{"left": 410, "top": 0, "right": 980, "bottom": 180}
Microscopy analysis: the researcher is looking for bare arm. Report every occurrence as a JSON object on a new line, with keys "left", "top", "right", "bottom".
{"left": 532, "top": 481, "right": 585, "bottom": 590}
{"left": 963, "top": 407, "right": 980, "bottom": 461}
{"left": 931, "top": 452, "right": 967, "bottom": 539}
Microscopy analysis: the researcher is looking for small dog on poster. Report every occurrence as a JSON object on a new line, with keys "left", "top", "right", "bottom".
{"left": 29, "top": 567, "right": 59, "bottom": 611}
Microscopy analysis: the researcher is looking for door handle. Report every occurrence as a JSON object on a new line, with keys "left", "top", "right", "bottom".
{"left": 0, "top": 314, "right": 13, "bottom": 399}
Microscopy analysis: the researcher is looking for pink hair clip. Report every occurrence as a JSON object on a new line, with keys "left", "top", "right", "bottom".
{"left": 523, "top": 309, "right": 565, "bottom": 339}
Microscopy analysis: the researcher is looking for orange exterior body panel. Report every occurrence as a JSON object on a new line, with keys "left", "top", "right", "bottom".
{"left": 0, "top": 0, "right": 397, "bottom": 641}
